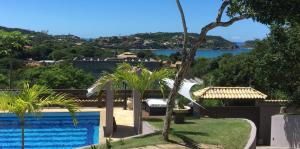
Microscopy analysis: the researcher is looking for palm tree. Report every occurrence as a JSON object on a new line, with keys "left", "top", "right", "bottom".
{"left": 90, "top": 63, "right": 171, "bottom": 134}
{"left": 0, "top": 83, "right": 79, "bottom": 149}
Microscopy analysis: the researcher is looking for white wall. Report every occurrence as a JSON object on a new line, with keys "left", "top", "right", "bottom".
{"left": 271, "top": 114, "right": 300, "bottom": 148}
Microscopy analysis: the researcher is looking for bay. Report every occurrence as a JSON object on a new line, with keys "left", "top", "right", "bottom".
{"left": 152, "top": 48, "right": 252, "bottom": 58}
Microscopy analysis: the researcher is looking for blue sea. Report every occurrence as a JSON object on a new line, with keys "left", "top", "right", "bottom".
{"left": 152, "top": 48, "right": 252, "bottom": 58}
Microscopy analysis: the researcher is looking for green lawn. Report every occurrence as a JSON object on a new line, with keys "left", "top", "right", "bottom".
{"left": 86, "top": 118, "right": 251, "bottom": 149}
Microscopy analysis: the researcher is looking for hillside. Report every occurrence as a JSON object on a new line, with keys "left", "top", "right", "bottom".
{"left": 0, "top": 26, "right": 239, "bottom": 61}
{"left": 242, "top": 39, "right": 260, "bottom": 48}
{"left": 93, "top": 32, "right": 239, "bottom": 50}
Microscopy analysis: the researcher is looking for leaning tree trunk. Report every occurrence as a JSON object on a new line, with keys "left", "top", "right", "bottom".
{"left": 162, "top": 60, "right": 191, "bottom": 140}
{"left": 162, "top": 0, "right": 246, "bottom": 141}
{"left": 20, "top": 116, "right": 25, "bottom": 149}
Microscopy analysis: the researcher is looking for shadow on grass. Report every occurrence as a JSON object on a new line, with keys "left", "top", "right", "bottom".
{"left": 181, "top": 121, "right": 196, "bottom": 124}
{"left": 165, "top": 130, "right": 208, "bottom": 149}
{"left": 144, "top": 118, "right": 164, "bottom": 122}
{"left": 173, "top": 131, "right": 208, "bottom": 136}
{"left": 173, "top": 133, "right": 201, "bottom": 149}
{"left": 162, "top": 133, "right": 202, "bottom": 149}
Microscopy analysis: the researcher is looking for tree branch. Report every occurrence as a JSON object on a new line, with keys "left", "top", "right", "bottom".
{"left": 176, "top": 0, "right": 188, "bottom": 61}
{"left": 218, "top": 15, "right": 247, "bottom": 27}
{"left": 216, "top": 0, "right": 230, "bottom": 23}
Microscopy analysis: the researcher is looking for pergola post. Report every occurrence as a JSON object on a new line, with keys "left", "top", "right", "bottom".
{"left": 104, "top": 81, "right": 114, "bottom": 137}
{"left": 193, "top": 101, "right": 201, "bottom": 118}
{"left": 133, "top": 90, "right": 141, "bottom": 134}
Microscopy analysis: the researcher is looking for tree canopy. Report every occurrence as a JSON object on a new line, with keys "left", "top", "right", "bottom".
{"left": 189, "top": 24, "right": 300, "bottom": 101}
{"left": 19, "top": 64, "right": 94, "bottom": 89}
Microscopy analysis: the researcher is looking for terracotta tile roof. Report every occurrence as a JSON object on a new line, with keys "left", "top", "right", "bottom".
{"left": 193, "top": 87, "right": 267, "bottom": 100}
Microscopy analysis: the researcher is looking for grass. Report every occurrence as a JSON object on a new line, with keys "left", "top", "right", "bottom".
{"left": 85, "top": 117, "right": 251, "bottom": 149}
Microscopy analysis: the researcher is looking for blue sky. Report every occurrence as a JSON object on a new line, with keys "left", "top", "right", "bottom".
{"left": 0, "top": 0, "right": 269, "bottom": 42}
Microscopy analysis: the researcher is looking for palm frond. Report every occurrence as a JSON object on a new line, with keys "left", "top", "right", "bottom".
{"left": 40, "top": 93, "right": 79, "bottom": 125}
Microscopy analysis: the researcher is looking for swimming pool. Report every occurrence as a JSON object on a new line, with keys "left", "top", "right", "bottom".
{"left": 0, "top": 112, "right": 100, "bottom": 149}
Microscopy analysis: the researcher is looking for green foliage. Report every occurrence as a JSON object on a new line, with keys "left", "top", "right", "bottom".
{"left": 242, "top": 39, "right": 260, "bottom": 48}
{"left": 226, "top": 0, "right": 300, "bottom": 25}
{"left": 20, "top": 64, "right": 94, "bottom": 89}
{"left": 202, "top": 100, "right": 224, "bottom": 107}
{"left": 176, "top": 96, "right": 189, "bottom": 109}
{"left": 135, "top": 50, "right": 154, "bottom": 59}
{"left": 93, "top": 63, "right": 172, "bottom": 98}
{"left": 0, "top": 73, "right": 8, "bottom": 87}
{"left": 189, "top": 24, "right": 300, "bottom": 101}
{"left": 0, "top": 83, "right": 79, "bottom": 121}
{"left": 106, "top": 136, "right": 113, "bottom": 149}
{"left": 0, "top": 30, "right": 29, "bottom": 57}
{"left": 239, "top": 0, "right": 300, "bottom": 24}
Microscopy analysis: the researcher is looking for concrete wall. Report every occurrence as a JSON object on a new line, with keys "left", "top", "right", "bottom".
{"left": 256, "top": 102, "right": 281, "bottom": 145}
{"left": 271, "top": 114, "right": 300, "bottom": 148}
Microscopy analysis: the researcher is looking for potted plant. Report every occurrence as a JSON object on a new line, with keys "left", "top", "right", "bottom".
{"left": 173, "top": 96, "right": 190, "bottom": 124}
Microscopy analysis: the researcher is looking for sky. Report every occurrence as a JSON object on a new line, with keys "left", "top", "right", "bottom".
{"left": 0, "top": 0, "right": 269, "bottom": 42}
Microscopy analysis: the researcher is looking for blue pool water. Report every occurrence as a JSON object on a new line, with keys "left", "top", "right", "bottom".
{"left": 152, "top": 48, "right": 252, "bottom": 58}
{"left": 0, "top": 112, "right": 100, "bottom": 149}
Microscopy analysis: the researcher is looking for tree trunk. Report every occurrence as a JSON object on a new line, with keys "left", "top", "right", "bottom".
{"left": 20, "top": 117, "right": 25, "bottom": 149}
{"left": 162, "top": 59, "right": 192, "bottom": 140}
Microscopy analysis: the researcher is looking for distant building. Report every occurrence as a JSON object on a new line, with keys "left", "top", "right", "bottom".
{"left": 72, "top": 57, "right": 161, "bottom": 78}
{"left": 117, "top": 52, "right": 137, "bottom": 59}
{"left": 170, "top": 61, "right": 182, "bottom": 69}
{"left": 25, "top": 59, "right": 62, "bottom": 67}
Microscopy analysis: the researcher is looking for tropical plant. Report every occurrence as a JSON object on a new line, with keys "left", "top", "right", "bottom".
{"left": 20, "top": 64, "right": 94, "bottom": 89}
{"left": 90, "top": 63, "right": 172, "bottom": 134}
{"left": 0, "top": 83, "right": 79, "bottom": 149}
{"left": 0, "top": 30, "right": 29, "bottom": 88}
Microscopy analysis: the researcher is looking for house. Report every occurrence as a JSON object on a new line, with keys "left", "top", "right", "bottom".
{"left": 170, "top": 61, "right": 182, "bottom": 69}
{"left": 117, "top": 52, "right": 137, "bottom": 59}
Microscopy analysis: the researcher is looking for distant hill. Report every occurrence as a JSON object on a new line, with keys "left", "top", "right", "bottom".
{"left": 0, "top": 26, "right": 239, "bottom": 61}
{"left": 93, "top": 32, "right": 239, "bottom": 50}
{"left": 242, "top": 39, "right": 260, "bottom": 48}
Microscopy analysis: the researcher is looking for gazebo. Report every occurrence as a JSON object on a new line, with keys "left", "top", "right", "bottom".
{"left": 192, "top": 87, "right": 267, "bottom": 117}
{"left": 193, "top": 87, "right": 267, "bottom": 100}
